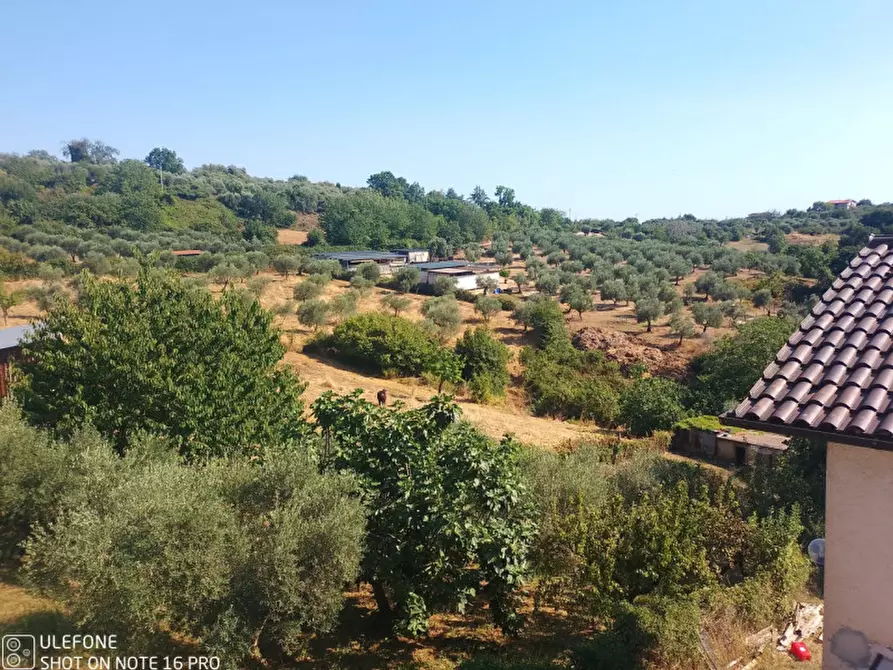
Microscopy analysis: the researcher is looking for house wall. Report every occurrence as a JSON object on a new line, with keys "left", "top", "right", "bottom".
{"left": 824, "top": 441, "right": 893, "bottom": 669}
{"left": 407, "top": 251, "right": 429, "bottom": 263}
{"left": 455, "top": 272, "right": 499, "bottom": 291}
{"left": 715, "top": 438, "right": 737, "bottom": 462}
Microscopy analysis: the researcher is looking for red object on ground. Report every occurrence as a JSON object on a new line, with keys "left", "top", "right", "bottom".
{"left": 790, "top": 641, "right": 812, "bottom": 661}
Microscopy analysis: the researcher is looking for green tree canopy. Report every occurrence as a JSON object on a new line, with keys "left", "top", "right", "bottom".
{"left": 18, "top": 266, "right": 306, "bottom": 458}
{"left": 144, "top": 147, "right": 185, "bottom": 174}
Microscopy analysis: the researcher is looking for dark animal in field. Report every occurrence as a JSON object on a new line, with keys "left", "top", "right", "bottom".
{"left": 377, "top": 389, "right": 388, "bottom": 406}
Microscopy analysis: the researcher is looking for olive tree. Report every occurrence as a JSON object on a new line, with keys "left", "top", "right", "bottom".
{"left": 474, "top": 295, "right": 501, "bottom": 324}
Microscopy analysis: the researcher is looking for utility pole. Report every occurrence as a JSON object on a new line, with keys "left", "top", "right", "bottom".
{"left": 159, "top": 165, "right": 164, "bottom": 194}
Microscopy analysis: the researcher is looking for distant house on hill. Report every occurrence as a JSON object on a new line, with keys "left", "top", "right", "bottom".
{"left": 723, "top": 234, "right": 893, "bottom": 669}
{"left": 828, "top": 199, "right": 857, "bottom": 210}
{"left": 392, "top": 248, "right": 430, "bottom": 264}
{"left": 171, "top": 249, "right": 203, "bottom": 257}
{"left": 0, "top": 324, "right": 33, "bottom": 399}
{"left": 313, "top": 250, "right": 406, "bottom": 275}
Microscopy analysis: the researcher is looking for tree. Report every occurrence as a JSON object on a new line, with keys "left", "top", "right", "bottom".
{"left": 17, "top": 267, "right": 306, "bottom": 458}
{"left": 63, "top": 138, "right": 119, "bottom": 165}
{"left": 306, "top": 228, "right": 325, "bottom": 246}
{"left": 720, "top": 300, "right": 748, "bottom": 328}
{"left": 691, "top": 302, "right": 724, "bottom": 333}
{"left": 619, "top": 377, "right": 685, "bottom": 436}
{"left": 350, "top": 275, "right": 375, "bottom": 296}
{"left": 433, "top": 275, "right": 457, "bottom": 296}
{"left": 535, "top": 272, "right": 560, "bottom": 296}
{"left": 669, "top": 258, "right": 692, "bottom": 285}
{"left": 394, "top": 265, "right": 421, "bottom": 293}
{"left": 689, "top": 317, "right": 796, "bottom": 413}
{"left": 0, "top": 283, "right": 23, "bottom": 325}
{"left": 494, "top": 250, "right": 513, "bottom": 268}
{"left": 600, "top": 279, "right": 626, "bottom": 306}
{"left": 382, "top": 293, "right": 412, "bottom": 317}
{"left": 422, "top": 295, "right": 462, "bottom": 341}
{"left": 271, "top": 255, "right": 301, "bottom": 279}
{"left": 144, "top": 147, "right": 185, "bottom": 174}
{"left": 669, "top": 313, "right": 696, "bottom": 345}
{"left": 454, "top": 327, "right": 511, "bottom": 401}
{"left": 560, "top": 285, "right": 593, "bottom": 320}
{"left": 356, "top": 261, "right": 381, "bottom": 283}
{"left": 512, "top": 271, "right": 528, "bottom": 294}
{"left": 367, "top": 171, "right": 406, "bottom": 199}
{"left": 425, "top": 348, "right": 464, "bottom": 393}
{"left": 330, "top": 290, "right": 359, "bottom": 321}
{"left": 474, "top": 295, "right": 501, "bottom": 324}
{"left": 470, "top": 185, "right": 489, "bottom": 208}
{"left": 476, "top": 275, "right": 499, "bottom": 295}
{"left": 464, "top": 243, "right": 482, "bottom": 262}
{"left": 635, "top": 297, "right": 664, "bottom": 333}
{"left": 293, "top": 274, "right": 328, "bottom": 301}
{"left": 429, "top": 237, "right": 453, "bottom": 261}
{"left": 297, "top": 298, "right": 330, "bottom": 331}
{"left": 752, "top": 288, "right": 773, "bottom": 315}
{"left": 312, "top": 392, "right": 533, "bottom": 635}
{"left": 694, "top": 271, "right": 723, "bottom": 300}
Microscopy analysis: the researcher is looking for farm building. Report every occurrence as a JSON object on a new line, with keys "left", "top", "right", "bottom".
{"left": 392, "top": 248, "right": 430, "bottom": 264}
{"left": 674, "top": 426, "right": 788, "bottom": 466}
{"left": 171, "top": 249, "right": 203, "bottom": 257}
{"left": 414, "top": 261, "right": 501, "bottom": 291}
{"left": 313, "top": 251, "right": 406, "bottom": 275}
{"left": 0, "top": 324, "right": 33, "bottom": 399}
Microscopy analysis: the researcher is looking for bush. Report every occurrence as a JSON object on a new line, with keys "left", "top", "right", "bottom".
{"left": 521, "top": 340, "right": 623, "bottom": 424}
{"left": 325, "top": 312, "right": 439, "bottom": 376}
{"left": 455, "top": 327, "right": 511, "bottom": 401}
{"left": 619, "top": 377, "right": 686, "bottom": 437}
{"left": 293, "top": 273, "right": 328, "bottom": 300}
{"left": 356, "top": 261, "right": 381, "bottom": 282}
{"left": 422, "top": 294, "right": 462, "bottom": 341}
{"left": 20, "top": 432, "right": 365, "bottom": 665}
{"left": 496, "top": 293, "right": 518, "bottom": 311}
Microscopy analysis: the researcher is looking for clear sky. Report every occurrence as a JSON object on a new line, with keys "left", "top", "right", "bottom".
{"left": 2, "top": 0, "right": 892, "bottom": 220}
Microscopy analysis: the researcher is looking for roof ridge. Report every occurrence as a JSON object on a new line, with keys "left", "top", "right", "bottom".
{"left": 868, "top": 234, "right": 893, "bottom": 247}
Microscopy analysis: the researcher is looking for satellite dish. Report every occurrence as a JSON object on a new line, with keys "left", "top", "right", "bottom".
{"left": 808, "top": 538, "right": 825, "bottom": 566}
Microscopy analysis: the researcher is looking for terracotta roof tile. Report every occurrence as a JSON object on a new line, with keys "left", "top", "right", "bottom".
{"left": 727, "top": 235, "right": 893, "bottom": 444}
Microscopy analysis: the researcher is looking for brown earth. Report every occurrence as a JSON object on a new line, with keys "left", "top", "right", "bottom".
{"left": 786, "top": 232, "right": 838, "bottom": 247}
{"left": 572, "top": 326, "right": 689, "bottom": 377}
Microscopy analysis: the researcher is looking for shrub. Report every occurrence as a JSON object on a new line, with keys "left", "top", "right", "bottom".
{"left": 455, "top": 327, "right": 511, "bottom": 401}
{"left": 381, "top": 292, "right": 412, "bottom": 316}
{"left": 325, "top": 312, "right": 439, "bottom": 376}
{"left": 521, "top": 341, "right": 623, "bottom": 424}
{"left": 356, "top": 261, "right": 381, "bottom": 282}
{"left": 619, "top": 377, "right": 686, "bottom": 437}
{"left": 496, "top": 294, "right": 518, "bottom": 311}
{"left": 20, "top": 430, "right": 365, "bottom": 665}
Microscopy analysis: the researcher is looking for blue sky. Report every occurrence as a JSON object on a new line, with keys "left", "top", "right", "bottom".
{"left": 2, "top": 0, "right": 892, "bottom": 220}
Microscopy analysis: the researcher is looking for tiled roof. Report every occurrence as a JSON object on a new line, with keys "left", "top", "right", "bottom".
{"left": 725, "top": 236, "right": 893, "bottom": 447}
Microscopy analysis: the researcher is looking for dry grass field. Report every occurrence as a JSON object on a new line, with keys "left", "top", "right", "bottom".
{"left": 1, "top": 253, "right": 758, "bottom": 447}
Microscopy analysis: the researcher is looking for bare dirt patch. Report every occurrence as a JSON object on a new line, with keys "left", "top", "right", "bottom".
{"left": 786, "top": 232, "right": 838, "bottom": 247}
{"left": 277, "top": 228, "right": 309, "bottom": 245}
{"left": 572, "top": 326, "right": 689, "bottom": 377}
